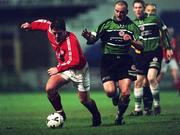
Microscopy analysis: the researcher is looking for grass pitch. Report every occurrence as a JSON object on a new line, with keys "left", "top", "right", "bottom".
{"left": 0, "top": 90, "right": 180, "bottom": 135}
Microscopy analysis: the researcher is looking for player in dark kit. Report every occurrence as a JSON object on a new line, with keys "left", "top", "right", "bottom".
{"left": 21, "top": 18, "right": 101, "bottom": 127}
{"left": 130, "top": 0, "right": 173, "bottom": 116}
{"left": 82, "top": 0, "right": 143, "bottom": 125}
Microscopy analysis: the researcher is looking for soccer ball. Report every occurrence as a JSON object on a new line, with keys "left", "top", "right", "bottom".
{"left": 46, "top": 113, "right": 64, "bottom": 128}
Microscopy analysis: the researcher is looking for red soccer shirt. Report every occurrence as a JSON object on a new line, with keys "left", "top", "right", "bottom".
{"left": 30, "top": 19, "right": 86, "bottom": 72}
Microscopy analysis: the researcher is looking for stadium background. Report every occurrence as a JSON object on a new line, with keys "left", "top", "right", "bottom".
{"left": 0, "top": 0, "right": 180, "bottom": 92}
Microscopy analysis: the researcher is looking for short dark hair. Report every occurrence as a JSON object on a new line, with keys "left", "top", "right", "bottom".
{"left": 50, "top": 18, "right": 66, "bottom": 31}
{"left": 115, "top": 0, "right": 128, "bottom": 9}
{"left": 133, "top": 0, "right": 145, "bottom": 8}
{"left": 145, "top": 3, "right": 157, "bottom": 9}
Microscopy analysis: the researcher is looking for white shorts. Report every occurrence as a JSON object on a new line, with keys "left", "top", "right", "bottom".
{"left": 161, "top": 58, "right": 179, "bottom": 73}
{"left": 60, "top": 63, "right": 90, "bottom": 92}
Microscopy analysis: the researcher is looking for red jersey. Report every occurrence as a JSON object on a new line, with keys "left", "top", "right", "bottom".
{"left": 30, "top": 19, "right": 86, "bottom": 72}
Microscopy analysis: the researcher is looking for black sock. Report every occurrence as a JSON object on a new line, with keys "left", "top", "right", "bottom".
{"left": 82, "top": 99, "right": 100, "bottom": 117}
{"left": 47, "top": 90, "right": 63, "bottom": 111}
{"left": 118, "top": 95, "right": 130, "bottom": 117}
{"left": 143, "top": 86, "right": 153, "bottom": 110}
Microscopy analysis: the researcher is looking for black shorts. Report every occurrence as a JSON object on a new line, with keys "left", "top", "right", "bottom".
{"left": 101, "top": 54, "right": 137, "bottom": 83}
{"left": 134, "top": 47, "right": 163, "bottom": 75}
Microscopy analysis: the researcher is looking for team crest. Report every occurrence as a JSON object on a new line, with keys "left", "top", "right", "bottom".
{"left": 140, "top": 25, "right": 145, "bottom": 31}
{"left": 119, "top": 30, "right": 125, "bottom": 36}
{"left": 153, "top": 57, "right": 158, "bottom": 62}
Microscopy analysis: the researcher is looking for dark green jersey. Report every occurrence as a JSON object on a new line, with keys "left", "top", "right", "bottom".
{"left": 91, "top": 17, "right": 141, "bottom": 55}
{"left": 133, "top": 13, "right": 171, "bottom": 52}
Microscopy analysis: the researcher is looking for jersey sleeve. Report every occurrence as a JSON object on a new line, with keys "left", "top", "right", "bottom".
{"left": 158, "top": 17, "right": 172, "bottom": 49}
{"left": 132, "top": 23, "right": 142, "bottom": 41}
{"left": 56, "top": 36, "right": 82, "bottom": 72}
{"left": 30, "top": 19, "right": 51, "bottom": 31}
{"left": 130, "top": 23, "right": 143, "bottom": 52}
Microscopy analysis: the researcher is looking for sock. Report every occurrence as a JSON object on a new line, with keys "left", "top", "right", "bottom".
{"left": 117, "top": 95, "right": 130, "bottom": 117}
{"left": 134, "top": 87, "right": 143, "bottom": 111}
{"left": 47, "top": 90, "right": 63, "bottom": 111}
{"left": 82, "top": 99, "right": 100, "bottom": 117}
{"left": 150, "top": 84, "right": 160, "bottom": 107}
{"left": 143, "top": 85, "right": 153, "bottom": 111}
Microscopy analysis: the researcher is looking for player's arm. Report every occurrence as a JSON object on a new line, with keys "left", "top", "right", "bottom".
{"left": 159, "top": 18, "right": 173, "bottom": 60}
{"left": 160, "top": 22, "right": 172, "bottom": 49}
{"left": 81, "top": 28, "right": 97, "bottom": 44}
{"left": 21, "top": 19, "right": 50, "bottom": 31}
{"left": 82, "top": 19, "right": 110, "bottom": 44}
{"left": 130, "top": 24, "right": 144, "bottom": 52}
{"left": 131, "top": 40, "right": 143, "bottom": 51}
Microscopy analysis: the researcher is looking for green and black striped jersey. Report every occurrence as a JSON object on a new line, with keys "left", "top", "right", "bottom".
{"left": 133, "top": 13, "right": 171, "bottom": 52}
{"left": 91, "top": 16, "right": 141, "bottom": 55}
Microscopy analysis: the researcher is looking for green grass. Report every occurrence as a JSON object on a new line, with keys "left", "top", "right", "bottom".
{"left": 0, "top": 90, "right": 180, "bottom": 135}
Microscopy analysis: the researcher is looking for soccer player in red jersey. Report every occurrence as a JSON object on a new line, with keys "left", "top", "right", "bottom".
{"left": 21, "top": 18, "right": 101, "bottom": 127}
{"left": 157, "top": 27, "right": 180, "bottom": 95}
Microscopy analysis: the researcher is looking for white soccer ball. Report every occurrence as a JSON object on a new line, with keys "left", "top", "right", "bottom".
{"left": 46, "top": 112, "right": 64, "bottom": 128}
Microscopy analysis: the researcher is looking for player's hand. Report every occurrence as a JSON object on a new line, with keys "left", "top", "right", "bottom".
{"left": 21, "top": 22, "right": 31, "bottom": 29}
{"left": 81, "top": 28, "right": 91, "bottom": 40}
{"left": 123, "top": 34, "right": 132, "bottom": 41}
{"left": 166, "top": 49, "right": 173, "bottom": 61}
{"left": 47, "top": 67, "right": 59, "bottom": 76}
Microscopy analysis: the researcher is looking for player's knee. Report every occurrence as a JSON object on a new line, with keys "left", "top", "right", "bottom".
{"left": 103, "top": 87, "right": 116, "bottom": 97}
{"left": 46, "top": 84, "right": 56, "bottom": 92}
{"left": 121, "top": 90, "right": 130, "bottom": 96}
{"left": 148, "top": 77, "right": 156, "bottom": 85}
{"left": 103, "top": 82, "right": 116, "bottom": 97}
{"left": 135, "top": 80, "right": 143, "bottom": 88}
{"left": 79, "top": 97, "right": 89, "bottom": 105}
{"left": 106, "top": 91, "right": 116, "bottom": 98}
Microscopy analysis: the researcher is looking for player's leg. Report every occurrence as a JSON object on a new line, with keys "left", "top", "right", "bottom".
{"left": 103, "top": 80, "right": 119, "bottom": 103}
{"left": 169, "top": 59, "right": 180, "bottom": 95}
{"left": 156, "top": 72, "right": 165, "bottom": 83}
{"left": 78, "top": 91, "right": 101, "bottom": 127}
{"left": 147, "top": 68, "right": 161, "bottom": 115}
{"left": 45, "top": 74, "right": 68, "bottom": 120}
{"left": 73, "top": 64, "right": 101, "bottom": 127}
{"left": 147, "top": 47, "right": 163, "bottom": 115}
{"left": 142, "top": 79, "right": 153, "bottom": 115}
{"left": 156, "top": 58, "right": 167, "bottom": 83}
{"left": 101, "top": 54, "right": 120, "bottom": 106}
{"left": 112, "top": 83, "right": 120, "bottom": 106}
{"left": 130, "top": 75, "right": 145, "bottom": 116}
{"left": 115, "top": 78, "right": 131, "bottom": 125}
{"left": 172, "top": 69, "right": 180, "bottom": 95}
{"left": 130, "top": 50, "right": 148, "bottom": 116}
